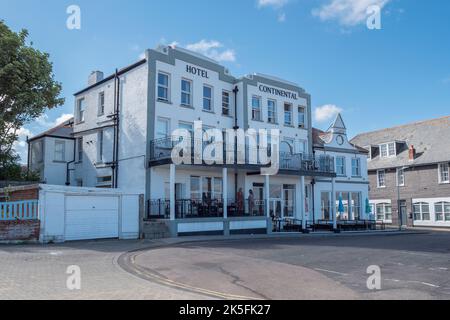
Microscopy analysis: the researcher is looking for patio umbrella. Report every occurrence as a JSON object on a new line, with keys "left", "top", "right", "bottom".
{"left": 338, "top": 195, "right": 345, "bottom": 218}
{"left": 365, "top": 198, "right": 373, "bottom": 219}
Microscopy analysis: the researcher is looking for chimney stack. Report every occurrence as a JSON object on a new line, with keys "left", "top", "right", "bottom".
{"left": 409, "top": 145, "right": 416, "bottom": 161}
{"left": 88, "top": 71, "right": 104, "bottom": 86}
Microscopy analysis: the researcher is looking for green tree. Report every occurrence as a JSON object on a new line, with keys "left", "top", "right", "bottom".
{"left": 0, "top": 20, "right": 64, "bottom": 179}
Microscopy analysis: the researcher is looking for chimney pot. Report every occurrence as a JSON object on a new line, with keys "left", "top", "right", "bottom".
{"left": 88, "top": 71, "right": 104, "bottom": 86}
{"left": 409, "top": 145, "right": 416, "bottom": 161}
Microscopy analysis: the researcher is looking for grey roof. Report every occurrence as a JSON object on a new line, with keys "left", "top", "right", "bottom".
{"left": 350, "top": 116, "right": 450, "bottom": 170}
{"left": 28, "top": 117, "right": 74, "bottom": 142}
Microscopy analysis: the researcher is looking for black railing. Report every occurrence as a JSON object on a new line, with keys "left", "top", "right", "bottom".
{"left": 146, "top": 199, "right": 266, "bottom": 220}
{"left": 149, "top": 136, "right": 335, "bottom": 174}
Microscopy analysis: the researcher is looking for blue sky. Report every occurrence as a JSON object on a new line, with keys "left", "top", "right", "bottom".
{"left": 1, "top": 0, "right": 450, "bottom": 162}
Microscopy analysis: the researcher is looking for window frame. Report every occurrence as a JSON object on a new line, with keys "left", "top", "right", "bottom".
{"left": 157, "top": 72, "right": 170, "bottom": 102}
{"left": 351, "top": 157, "right": 361, "bottom": 177}
{"left": 397, "top": 168, "right": 405, "bottom": 187}
{"left": 438, "top": 163, "right": 450, "bottom": 184}
{"left": 267, "top": 99, "right": 277, "bottom": 124}
{"left": 98, "top": 92, "right": 105, "bottom": 116}
{"left": 54, "top": 140, "right": 66, "bottom": 162}
{"left": 181, "top": 78, "right": 192, "bottom": 107}
{"left": 298, "top": 106, "right": 306, "bottom": 128}
{"left": 413, "top": 202, "right": 430, "bottom": 221}
{"left": 202, "top": 85, "right": 213, "bottom": 111}
{"left": 376, "top": 203, "right": 392, "bottom": 221}
{"left": 336, "top": 156, "right": 346, "bottom": 176}
{"left": 77, "top": 98, "right": 86, "bottom": 123}
{"left": 77, "top": 137, "right": 83, "bottom": 162}
{"left": 377, "top": 170, "right": 386, "bottom": 188}
{"left": 435, "top": 202, "right": 450, "bottom": 221}
{"left": 251, "top": 96, "right": 262, "bottom": 121}
{"left": 379, "top": 142, "right": 396, "bottom": 158}
{"left": 222, "top": 90, "right": 231, "bottom": 116}
{"left": 284, "top": 103, "right": 293, "bottom": 126}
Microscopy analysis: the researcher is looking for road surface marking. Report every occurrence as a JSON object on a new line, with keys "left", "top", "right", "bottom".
{"left": 314, "top": 268, "right": 349, "bottom": 276}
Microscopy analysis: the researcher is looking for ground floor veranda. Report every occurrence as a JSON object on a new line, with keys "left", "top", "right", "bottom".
{"left": 145, "top": 165, "right": 374, "bottom": 236}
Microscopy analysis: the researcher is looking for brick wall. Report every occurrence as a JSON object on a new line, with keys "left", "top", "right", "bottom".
{"left": 0, "top": 185, "right": 39, "bottom": 201}
{"left": 0, "top": 185, "right": 40, "bottom": 241}
{"left": 0, "top": 220, "right": 40, "bottom": 241}
{"left": 369, "top": 164, "right": 450, "bottom": 226}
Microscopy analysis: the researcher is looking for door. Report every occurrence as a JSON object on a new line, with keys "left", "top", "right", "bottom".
{"left": 269, "top": 184, "right": 282, "bottom": 218}
{"left": 65, "top": 195, "right": 119, "bottom": 241}
{"left": 283, "top": 186, "right": 295, "bottom": 218}
{"left": 253, "top": 184, "right": 265, "bottom": 216}
{"left": 400, "top": 200, "right": 407, "bottom": 227}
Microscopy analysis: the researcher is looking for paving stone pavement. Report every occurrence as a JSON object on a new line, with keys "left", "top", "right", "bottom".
{"left": 0, "top": 240, "right": 206, "bottom": 300}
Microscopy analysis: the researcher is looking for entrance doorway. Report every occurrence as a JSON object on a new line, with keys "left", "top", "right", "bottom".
{"left": 399, "top": 200, "right": 407, "bottom": 227}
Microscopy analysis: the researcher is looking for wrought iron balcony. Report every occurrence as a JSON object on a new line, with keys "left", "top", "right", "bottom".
{"left": 149, "top": 136, "right": 335, "bottom": 176}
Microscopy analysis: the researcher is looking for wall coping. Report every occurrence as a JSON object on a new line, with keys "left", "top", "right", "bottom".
{"left": 0, "top": 184, "right": 39, "bottom": 194}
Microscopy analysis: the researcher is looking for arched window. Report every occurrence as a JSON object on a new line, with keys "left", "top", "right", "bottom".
{"left": 435, "top": 202, "right": 450, "bottom": 221}
{"left": 413, "top": 202, "right": 430, "bottom": 221}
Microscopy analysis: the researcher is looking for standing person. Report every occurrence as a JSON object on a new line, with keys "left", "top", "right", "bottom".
{"left": 237, "top": 188, "right": 244, "bottom": 215}
{"left": 248, "top": 189, "right": 255, "bottom": 216}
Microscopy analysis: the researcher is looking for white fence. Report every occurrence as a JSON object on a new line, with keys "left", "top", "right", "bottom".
{"left": 0, "top": 200, "right": 39, "bottom": 221}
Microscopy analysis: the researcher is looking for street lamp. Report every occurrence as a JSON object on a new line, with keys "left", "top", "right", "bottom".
{"left": 397, "top": 166, "right": 409, "bottom": 231}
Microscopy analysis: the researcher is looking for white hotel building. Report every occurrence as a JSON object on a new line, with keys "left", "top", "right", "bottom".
{"left": 29, "top": 45, "right": 370, "bottom": 237}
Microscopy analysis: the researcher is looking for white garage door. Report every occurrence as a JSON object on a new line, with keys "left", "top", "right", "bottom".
{"left": 65, "top": 195, "right": 119, "bottom": 241}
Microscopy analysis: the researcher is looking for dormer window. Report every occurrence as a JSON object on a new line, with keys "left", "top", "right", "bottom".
{"left": 380, "top": 142, "right": 396, "bottom": 158}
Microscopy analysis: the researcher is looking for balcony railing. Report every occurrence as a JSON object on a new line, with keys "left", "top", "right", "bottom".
{"left": 149, "top": 136, "right": 335, "bottom": 174}
{"left": 147, "top": 199, "right": 266, "bottom": 220}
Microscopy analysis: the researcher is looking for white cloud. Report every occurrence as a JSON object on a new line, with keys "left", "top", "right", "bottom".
{"left": 315, "top": 104, "right": 343, "bottom": 123}
{"left": 35, "top": 113, "right": 73, "bottom": 129}
{"left": 312, "top": 0, "right": 390, "bottom": 26}
{"left": 257, "top": 0, "right": 289, "bottom": 9}
{"left": 257, "top": 0, "right": 290, "bottom": 22}
{"left": 278, "top": 12, "right": 286, "bottom": 22}
{"left": 186, "top": 40, "right": 236, "bottom": 62}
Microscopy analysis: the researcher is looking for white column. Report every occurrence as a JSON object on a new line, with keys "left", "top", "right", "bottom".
{"left": 169, "top": 164, "right": 176, "bottom": 221}
{"left": 223, "top": 167, "right": 228, "bottom": 219}
{"left": 265, "top": 175, "right": 270, "bottom": 218}
{"left": 301, "top": 176, "right": 306, "bottom": 229}
{"left": 349, "top": 193, "right": 354, "bottom": 221}
{"left": 331, "top": 178, "right": 337, "bottom": 230}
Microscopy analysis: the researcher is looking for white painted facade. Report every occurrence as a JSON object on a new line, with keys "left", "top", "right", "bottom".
{"left": 313, "top": 114, "right": 370, "bottom": 225}
{"left": 28, "top": 120, "right": 75, "bottom": 186}
{"left": 31, "top": 45, "right": 370, "bottom": 236}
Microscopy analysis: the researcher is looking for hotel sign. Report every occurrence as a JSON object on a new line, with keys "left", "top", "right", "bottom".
{"left": 186, "top": 65, "right": 209, "bottom": 79}
{"left": 259, "top": 85, "right": 298, "bottom": 100}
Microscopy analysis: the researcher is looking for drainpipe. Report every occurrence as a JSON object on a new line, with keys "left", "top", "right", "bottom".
{"left": 66, "top": 139, "right": 76, "bottom": 185}
{"left": 26, "top": 136, "right": 30, "bottom": 178}
{"left": 112, "top": 69, "right": 120, "bottom": 189}
{"left": 232, "top": 86, "right": 239, "bottom": 200}
{"left": 311, "top": 179, "right": 316, "bottom": 227}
